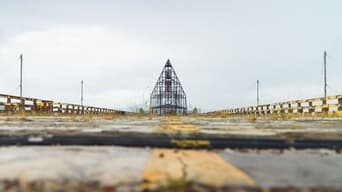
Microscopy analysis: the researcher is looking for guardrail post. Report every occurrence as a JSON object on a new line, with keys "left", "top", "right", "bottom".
{"left": 297, "top": 102, "right": 303, "bottom": 114}
{"left": 5, "top": 97, "right": 11, "bottom": 112}
{"left": 322, "top": 98, "right": 327, "bottom": 105}
{"left": 308, "top": 101, "right": 315, "bottom": 113}
{"left": 48, "top": 102, "right": 53, "bottom": 113}
{"left": 322, "top": 98, "right": 329, "bottom": 113}
{"left": 272, "top": 105, "right": 276, "bottom": 114}
{"left": 58, "top": 104, "right": 62, "bottom": 113}
{"left": 265, "top": 105, "right": 270, "bottom": 114}
{"left": 279, "top": 104, "right": 285, "bottom": 114}
{"left": 41, "top": 101, "right": 46, "bottom": 113}
{"left": 242, "top": 108, "right": 246, "bottom": 115}
{"left": 258, "top": 106, "right": 262, "bottom": 115}
{"left": 20, "top": 98, "right": 25, "bottom": 113}
{"left": 42, "top": 101, "right": 47, "bottom": 113}
{"left": 32, "top": 99, "right": 37, "bottom": 113}
{"left": 261, "top": 106, "right": 266, "bottom": 115}
{"left": 338, "top": 98, "right": 342, "bottom": 111}
{"left": 288, "top": 103, "right": 293, "bottom": 114}
{"left": 76, "top": 106, "right": 80, "bottom": 114}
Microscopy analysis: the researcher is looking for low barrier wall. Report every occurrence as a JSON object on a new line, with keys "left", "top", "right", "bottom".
{"left": 0, "top": 94, "right": 127, "bottom": 115}
{"left": 207, "top": 95, "right": 342, "bottom": 116}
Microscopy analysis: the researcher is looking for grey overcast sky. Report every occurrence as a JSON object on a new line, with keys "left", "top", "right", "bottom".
{"left": 0, "top": 0, "right": 341, "bottom": 112}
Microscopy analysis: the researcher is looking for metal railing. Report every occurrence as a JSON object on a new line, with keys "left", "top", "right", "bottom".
{"left": 0, "top": 94, "right": 127, "bottom": 115}
{"left": 207, "top": 95, "right": 342, "bottom": 116}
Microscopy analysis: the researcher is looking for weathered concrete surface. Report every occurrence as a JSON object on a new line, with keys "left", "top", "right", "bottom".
{"left": 0, "top": 116, "right": 160, "bottom": 135}
{"left": 185, "top": 117, "right": 342, "bottom": 138}
{"left": 0, "top": 146, "right": 150, "bottom": 186}
{"left": 0, "top": 147, "right": 341, "bottom": 190}
{"left": 1, "top": 116, "right": 342, "bottom": 139}
{"left": 0, "top": 115, "right": 342, "bottom": 191}
{"left": 220, "top": 149, "right": 342, "bottom": 188}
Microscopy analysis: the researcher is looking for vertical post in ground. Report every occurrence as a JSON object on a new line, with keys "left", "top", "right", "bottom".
{"left": 20, "top": 54, "right": 23, "bottom": 98}
{"left": 324, "top": 51, "right": 327, "bottom": 98}
{"left": 19, "top": 54, "right": 24, "bottom": 113}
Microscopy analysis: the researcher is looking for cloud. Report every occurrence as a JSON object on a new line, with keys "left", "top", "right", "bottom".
{"left": 1, "top": 1, "right": 342, "bottom": 112}
{"left": 3, "top": 25, "right": 163, "bottom": 68}
{"left": 0, "top": 25, "right": 167, "bottom": 109}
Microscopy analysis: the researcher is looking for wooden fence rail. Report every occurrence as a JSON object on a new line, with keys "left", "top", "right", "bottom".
{"left": 0, "top": 94, "right": 127, "bottom": 115}
{"left": 207, "top": 95, "right": 342, "bottom": 116}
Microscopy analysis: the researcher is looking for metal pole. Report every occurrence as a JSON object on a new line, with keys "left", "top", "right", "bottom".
{"left": 20, "top": 54, "right": 23, "bottom": 98}
{"left": 257, "top": 80, "right": 260, "bottom": 106}
{"left": 81, "top": 80, "right": 84, "bottom": 106}
{"left": 324, "top": 51, "right": 327, "bottom": 97}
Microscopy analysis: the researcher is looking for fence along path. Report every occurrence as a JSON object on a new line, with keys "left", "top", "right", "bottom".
{"left": 0, "top": 94, "right": 126, "bottom": 115}
{"left": 207, "top": 95, "right": 342, "bottom": 116}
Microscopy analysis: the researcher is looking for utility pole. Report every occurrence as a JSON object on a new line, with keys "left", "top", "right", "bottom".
{"left": 257, "top": 80, "right": 260, "bottom": 106}
{"left": 324, "top": 51, "right": 327, "bottom": 97}
{"left": 81, "top": 80, "right": 84, "bottom": 106}
{"left": 20, "top": 54, "right": 23, "bottom": 98}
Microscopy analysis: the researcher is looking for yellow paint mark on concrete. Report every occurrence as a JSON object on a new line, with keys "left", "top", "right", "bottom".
{"left": 336, "top": 111, "right": 342, "bottom": 116}
{"left": 170, "top": 139, "right": 210, "bottom": 148}
{"left": 156, "top": 116, "right": 200, "bottom": 132}
{"left": 143, "top": 149, "right": 256, "bottom": 189}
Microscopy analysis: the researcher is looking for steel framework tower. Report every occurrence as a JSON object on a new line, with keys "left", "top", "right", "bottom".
{"left": 150, "top": 59, "right": 187, "bottom": 115}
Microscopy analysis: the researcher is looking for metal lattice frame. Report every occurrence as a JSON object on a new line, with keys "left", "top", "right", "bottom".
{"left": 150, "top": 59, "right": 187, "bottom": 115}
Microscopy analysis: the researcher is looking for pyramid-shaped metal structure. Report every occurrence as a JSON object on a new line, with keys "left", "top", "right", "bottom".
{"left": 150, "top": 59, "right": 187, "bottom": 115}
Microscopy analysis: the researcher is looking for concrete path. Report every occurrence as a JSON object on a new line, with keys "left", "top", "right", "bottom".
{"left": 221, "top": 149, "right": 342, "bottom": 188}
{"left": 0, "top": 147, "right": 341, "bottom": 190}
{"left": 1, "top": 116, "right": 342, "bottom": 138}
{"left": 0, "top": 115, "right": 342, "bottom": 191}
{"left": 0, "top": 146, "right": 150, "bottom": 186}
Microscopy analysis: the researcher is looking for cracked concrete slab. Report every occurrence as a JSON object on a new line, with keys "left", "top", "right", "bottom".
{"left": 0, "top": 115, "right": 342, "bottom": 191}
{"left": 0, "top": 147, "right": 341, "bottom": 190}
{"left": 220, "top": 149, "right": 342, "bottom": 188}
{"left": 143, "top": 149, "right": 255, "bottom": 190}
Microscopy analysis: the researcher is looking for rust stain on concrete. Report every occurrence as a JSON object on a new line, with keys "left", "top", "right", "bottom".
{"left": 156, "top": 116, "right": 200, "bottom": 132}
{"left": 170, "top": 139, "right": 210, "bottom": 148}
{"left": 143, "top": 149, "right": 256, "bottom": 189}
